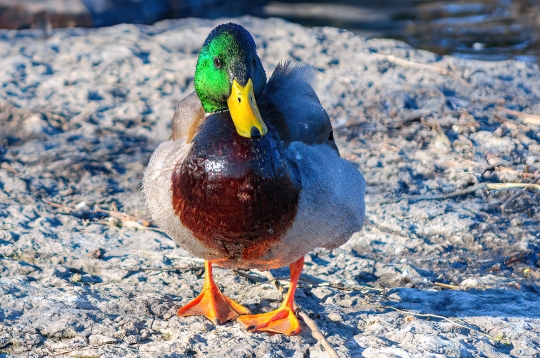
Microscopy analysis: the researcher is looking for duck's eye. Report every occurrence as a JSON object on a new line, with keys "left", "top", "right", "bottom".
{"left": 214, "top": 57, "right": 222, "bottom": 68}
{"left": 252, "top": 58, "right": 256, "bottom": 67}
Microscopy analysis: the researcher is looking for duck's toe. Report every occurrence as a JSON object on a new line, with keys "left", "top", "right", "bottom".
{"left": 238, "top": 306, "right": 301, "bottom": 335}
{"left": 178, "top": 262, "right": 250, "bottom": 325}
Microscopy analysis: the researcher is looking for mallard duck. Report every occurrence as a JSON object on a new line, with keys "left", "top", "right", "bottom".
{"left": 143, "top": 23, "right": 366, "bottom": 335}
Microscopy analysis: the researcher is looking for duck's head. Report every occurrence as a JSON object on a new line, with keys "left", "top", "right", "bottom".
{"left": 194, "top": 23, "right": 267, "bottom": 138}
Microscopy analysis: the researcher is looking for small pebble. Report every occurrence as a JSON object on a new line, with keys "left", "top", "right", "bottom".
{"left": 489, "top": 263, "right": 501, "bottom": 272}
{"left": 87, "top": 248, "right": 105, "bottom": 259}
{"left": 124, "top": 335, "right": 139, "bottom": 345}
{"left": 510, "top": 218, "right": 523, "bottom": 227}
{"left": 327, "top": 312, "right": 341, "bottom": 322}
{"left": 460, "top": 278, "right": 479, "bottom": 288}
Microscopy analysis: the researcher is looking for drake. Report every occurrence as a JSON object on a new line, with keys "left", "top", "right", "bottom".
{"left": 143, "top": 23, "right": 366, "bottom": 335}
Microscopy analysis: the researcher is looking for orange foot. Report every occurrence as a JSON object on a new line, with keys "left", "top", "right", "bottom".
{"left": 238, "top": 306, "right": 300, "bottom": 335}
{"left": 238, "top": 256, "right": 305, "bottom": 336}
{"left": 178, "top": 261, "right": 250, "bottom": 325}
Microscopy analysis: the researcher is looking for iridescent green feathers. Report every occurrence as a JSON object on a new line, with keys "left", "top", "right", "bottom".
{"left": 194, "top": 23, "right": 267, "bottom": 113}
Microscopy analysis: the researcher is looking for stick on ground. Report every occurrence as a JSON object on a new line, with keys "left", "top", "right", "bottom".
{"left": 371, "top": 53, "right": 470, "bottom": 87}
{"left": 366, "top": 183, "right": 486, "bottom": 205}
{"left": 489, "top": 175, "right": 540, "bottom": 213}
{"left": 497, "top": 107, "right": 540, "bottom": 125}
{"left": 260, "top": 270, "right": 341, "bottom": 358}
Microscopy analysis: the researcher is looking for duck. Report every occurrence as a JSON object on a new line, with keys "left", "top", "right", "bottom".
{"left": 142, "top": 22, "right": 366, "bottom": 336}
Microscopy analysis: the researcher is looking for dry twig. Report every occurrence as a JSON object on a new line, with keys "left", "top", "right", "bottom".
{"left": 128, "top": 265, "right": 200, "bottom": 272}
{"left": 493, "top": 113, "right": 532, "bottom": 131}
{"left": 232, "top": 269, "right": 268, "bottom": 282}
{"left": 0, "top": 162, "right": 19, "bottom": 175}
{"left": 47, "top": 343, "right": 141, "bottom": 356}
{"left": 43, "top": 200, "right": 74, "bottom": 212}
{"left": 262, "top": 270, "right": 341, "bottom": 358}
{"left": 497, "top": 107, "right": 540, "bottom": 125}
{"left": 44, "top": 200, "right": 147, "bottom": 223}
{"left": 486, "top": 175, "right": 540, "bottom": 212}
{"left": 368, "top": 178, "right": 540, "bottom": 206}
{"left": 371, "top": 54, "right": 470, "bottom": 87}
{"left": 471, "top": 97, "right": 505, "bottom": 105}
{"left": 434, "top": 282, "right": 460, "bottom": 290}
{"left": 372, "top": 54, "right": 449, "bottom": 74}
{"left": 366, "top": 183, "right": 486, "bottom": 205}
{"left": 495, "top": 166, "right": 536, "bottom": 178}
{"left": 43, "top": 200, "right": 162, "bottom": 233}
{"left": 93, "top": 204, "right": 145, "bottom": 223}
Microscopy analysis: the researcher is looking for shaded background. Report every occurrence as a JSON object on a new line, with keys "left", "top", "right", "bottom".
{"left": 0, "top": 0, "right": 539, "bottom": 62}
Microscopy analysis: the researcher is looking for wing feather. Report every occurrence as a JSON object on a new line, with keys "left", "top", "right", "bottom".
{"left": 170, "top": 91, "right": 206, "bottom": 143}
{"left": 264, "top": 61, "right": 338, "bottom": 152}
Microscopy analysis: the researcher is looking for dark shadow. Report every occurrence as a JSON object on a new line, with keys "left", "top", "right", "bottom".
{"left": 356, "top": 271, "right": 379, "bottom": 283}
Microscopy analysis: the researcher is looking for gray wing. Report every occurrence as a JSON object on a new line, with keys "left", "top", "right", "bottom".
{"left": 256, "top": 142, "right": 366, "bottom": 268}
{"left": 170, "top": 91, "right": 206, "bottom": 143}
{"left": 259, "top": 62, "right": 365, "bottom": 265}
{"left": 264, "top": 61, "right": 338, "bottom": 153}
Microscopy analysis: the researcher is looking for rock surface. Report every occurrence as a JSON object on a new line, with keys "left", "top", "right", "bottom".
{"left": 0, "top": 16, "right": 540, "bottom": 357}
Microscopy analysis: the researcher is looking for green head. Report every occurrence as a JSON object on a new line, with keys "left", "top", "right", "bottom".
{"left": 194, "top": 23, "right": 267, "bottom": 114}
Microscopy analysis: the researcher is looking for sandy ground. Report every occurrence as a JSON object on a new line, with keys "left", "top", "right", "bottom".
{"left": 1, "top": 16, "right": 540, "bottom": 357}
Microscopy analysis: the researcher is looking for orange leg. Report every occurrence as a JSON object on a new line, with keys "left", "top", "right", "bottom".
{"left": 238, "top": 256, "right": 304, "bottom": 335}
{"left": 178, "top": 261, "right": 251, "bottom": 325}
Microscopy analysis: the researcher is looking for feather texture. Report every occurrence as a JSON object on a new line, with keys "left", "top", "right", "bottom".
{"left": 142, "top": 60, "right": 365, "bottom": 269}
{"left": 264, "top": 61, "right": 338, "bottom": 152}
{"left": 170, "top": 91, "right": 206, "bottom": 143}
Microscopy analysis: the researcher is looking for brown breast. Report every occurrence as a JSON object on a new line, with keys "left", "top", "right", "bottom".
{"left": 171, "top": 111, "right": 301, "bottom": 262}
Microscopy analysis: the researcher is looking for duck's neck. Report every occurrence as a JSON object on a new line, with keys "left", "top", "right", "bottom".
{"left": 171, "top": 111, "right": 301, "bottom": 261}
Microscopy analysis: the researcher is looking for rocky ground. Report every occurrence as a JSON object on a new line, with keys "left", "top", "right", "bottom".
{"left": 0, "top": 16, "right": 540, "bottom": 357}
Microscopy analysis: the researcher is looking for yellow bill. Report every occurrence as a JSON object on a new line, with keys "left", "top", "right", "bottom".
{"left": 227, "top": 78, "right": 267, "bottom": 138}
